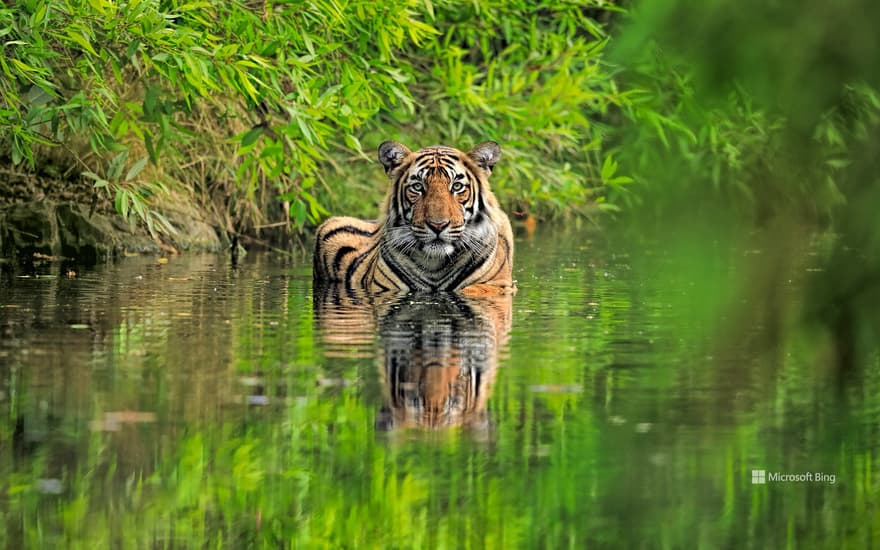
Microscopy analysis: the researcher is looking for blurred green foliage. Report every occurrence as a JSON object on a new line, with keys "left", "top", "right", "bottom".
{"left": 609, "top": 0, "right": 880, "bottom": 375}
{"left": 0, "top": 0, "right": 633, "bottom": 239}
{"left": 612, "top": 0, "right": 880, "bottom": 222}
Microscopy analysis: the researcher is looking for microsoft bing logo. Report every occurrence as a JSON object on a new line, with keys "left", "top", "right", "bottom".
{"left": 749, "top": 469, "right": 836, "bottom": 484}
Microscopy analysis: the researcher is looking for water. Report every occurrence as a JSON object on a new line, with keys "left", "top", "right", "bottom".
{"left": 0, "top": 226, "right": 877, "bottom": 548}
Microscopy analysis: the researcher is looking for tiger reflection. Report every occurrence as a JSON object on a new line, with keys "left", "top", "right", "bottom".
{"left": 314, "top": 288, "right": 511, "bottom": 431}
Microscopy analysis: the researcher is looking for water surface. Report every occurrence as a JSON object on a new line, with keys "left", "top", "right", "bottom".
{"left": 1, "top": 226, "right": 877, "bottom": 548}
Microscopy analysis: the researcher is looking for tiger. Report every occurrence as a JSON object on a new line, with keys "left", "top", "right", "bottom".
{"left": 313, "top": 141, "right": 515, "bottom": 295}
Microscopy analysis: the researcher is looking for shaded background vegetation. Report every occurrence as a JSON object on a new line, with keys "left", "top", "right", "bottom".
{"left": 614, "top": 0, "right": 880, "bottom": 221}
{"left": 612, "top": 0, "right": 880, "bottom": 381}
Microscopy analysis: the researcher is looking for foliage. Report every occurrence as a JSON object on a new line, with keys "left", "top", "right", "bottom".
{"left": 610, "top": 0, "right": 880, "bottom": 222}
{"left": 0, "top": 0, "right": 632, "bottom": 241}
{"left": 609, "top": 0, "right": 880, "bottom": 385}
{"left": 347, "top": 0, "right": 634, "bottom": 218}
{"left": 3, "top": 0, "right": 879, "bottom": 241}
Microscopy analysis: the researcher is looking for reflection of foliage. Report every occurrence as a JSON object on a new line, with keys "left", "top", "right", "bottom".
{"left": 2, "top": 233, "right": 877, "bottom": 548}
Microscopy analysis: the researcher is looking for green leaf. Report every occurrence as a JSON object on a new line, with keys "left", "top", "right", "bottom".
{"left": 125, "top": 40, "right": 141, "bottom": 60}
{"left": 107, "top": 151, "right": 128, "bottom": 180}
{"left": 601, "top": 154, "right": 617, "bottom": 182}
{"left": 65, "top": 27, "right": 98, "bottom": 56}
{"left": 11, "top": 139, "right": 23, "bottom": 165}
{"left": 115, "top": 189, "right": 131, "bottom": 220}
{"left": 125, "top": 157, "right": 148, "bottom": 181}
{"left": 344, "top": 133, "right": 365, "bottom": 156}
{"left": 291, "top": 200, "right": 307, "bottom": 227}
{"left": 145, "top": 134, "right": 157, "bottom": 163}
{"left": 241, "top": 127, "right": 262, "bottom": 147}
{"left": 150, "top": 212, "right": 178, "bottom": 235}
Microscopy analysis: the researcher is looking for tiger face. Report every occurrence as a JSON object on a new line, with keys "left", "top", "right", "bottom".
{"left": 378, "top": 141, "right": 502, "bottom": 271}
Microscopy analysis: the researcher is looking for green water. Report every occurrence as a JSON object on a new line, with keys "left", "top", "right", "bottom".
{"left": 1, "top": 226, "right": 877, "bottom": 548}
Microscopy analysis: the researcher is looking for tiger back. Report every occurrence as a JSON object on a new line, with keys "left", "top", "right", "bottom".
{"left": 313, "top": 141, "right": 515, "bottom": 295}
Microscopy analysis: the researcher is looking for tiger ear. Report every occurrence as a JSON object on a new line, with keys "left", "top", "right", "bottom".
{"left": 467, "top": 141, "right": 501, "bottom": 175}
{"left": 378, "top": 141, "right": 411, "bottom": 175}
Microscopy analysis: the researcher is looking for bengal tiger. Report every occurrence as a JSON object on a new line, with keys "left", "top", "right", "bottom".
{"left": 313, "top": 141, "right": 515, "bottom": 295}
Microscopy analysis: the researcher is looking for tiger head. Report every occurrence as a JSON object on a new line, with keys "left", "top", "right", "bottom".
{"left": 377, "top": 141, "right": 502, "bottom": 270}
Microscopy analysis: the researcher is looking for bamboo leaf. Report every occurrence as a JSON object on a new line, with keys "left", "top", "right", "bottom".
{"left": 291, "top": 199, "right": 307, "bottom": 227}
{"left": 241, "top": 127, "right": 262, "bottom": 147}
{"left": 64, "top": 28, "right": 98, "bottom": 56}
{"left": 125, "top": 157, "right": 149, "bottom": 181}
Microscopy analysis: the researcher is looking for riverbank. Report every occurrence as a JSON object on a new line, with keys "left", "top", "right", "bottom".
{"left": 0, "top": 167, "right": 222, "bottom": 261}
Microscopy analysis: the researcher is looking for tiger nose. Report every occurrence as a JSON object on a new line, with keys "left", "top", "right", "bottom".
{"left": 426, "top": 219, "right": 450, "bottom": 234}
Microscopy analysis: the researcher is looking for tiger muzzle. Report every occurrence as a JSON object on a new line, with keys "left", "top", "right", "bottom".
{"left": 426, "top": 219, "right": 451, "bottom": 235}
